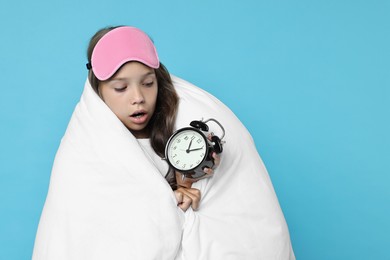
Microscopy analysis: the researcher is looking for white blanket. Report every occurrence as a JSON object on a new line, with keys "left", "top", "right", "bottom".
{"left": 33, "top": 76, "right": 295, "bottom": 260}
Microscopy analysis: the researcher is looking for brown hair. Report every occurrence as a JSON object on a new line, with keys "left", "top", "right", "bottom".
{"left": 86, "top": 26, "right": 179, "bottom": 188}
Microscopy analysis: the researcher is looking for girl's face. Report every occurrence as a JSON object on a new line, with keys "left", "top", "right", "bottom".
{"left": 99, "top": 62, "right": 158, "bottom": 138}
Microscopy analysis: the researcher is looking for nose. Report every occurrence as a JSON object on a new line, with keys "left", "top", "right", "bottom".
{"left": 131, "top": 86, "right": 145, "bottom": 105}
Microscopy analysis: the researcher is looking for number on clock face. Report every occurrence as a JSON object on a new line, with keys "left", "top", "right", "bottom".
{"left": 167, "top": 129, "right": 207, "bottom": 171}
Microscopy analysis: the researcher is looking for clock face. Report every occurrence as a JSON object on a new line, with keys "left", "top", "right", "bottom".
{"left": 166, "top": 128, "right": 208, "bottom": 172}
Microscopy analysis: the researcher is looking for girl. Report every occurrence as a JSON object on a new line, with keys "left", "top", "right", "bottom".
{"left": 33, "top": 26, "right": 295, "bottom": 259}
{"left": 86, "top": 26, "right": 219, "bottom": 211}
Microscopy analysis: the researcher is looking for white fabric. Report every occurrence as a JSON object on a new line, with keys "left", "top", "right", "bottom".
{"left": 33, "top": 76, "right": 295, "bottom": 260}
{"left": 137, "top": 138, "right": 169, "bottom": 177}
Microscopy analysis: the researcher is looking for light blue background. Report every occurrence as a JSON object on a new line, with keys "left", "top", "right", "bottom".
{"left": 1, "top": 0, "right": 389, "bottom": 259}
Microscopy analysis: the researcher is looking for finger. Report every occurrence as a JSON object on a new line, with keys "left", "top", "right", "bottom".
{"left": 202, "top": 152, "right": 220, "bottom": 176}
{"left": 177, "top": 187, "right": 201, "bottom": 200}
{"left": 174, "top": 190, "right": 183, "bottom": 205}
{"left": 174, "top": 190, "right": 191, "bottom": 211}
{"left": 212, "top": 152, "right": 221, "bottom": 166}
{"left": 180, "top": 195, "right": 193, "bottom": 211}
{"left": 203, "top": 166, "right": 213, "bottom": 176}
{"left": 187, "top": 188, "right": 201, "bottom": 200}
{"left": 206, "top": 134, "right": 221, "bottom": 168}
{"left": 178, "top": 188, "right": 201, "bottom": 210}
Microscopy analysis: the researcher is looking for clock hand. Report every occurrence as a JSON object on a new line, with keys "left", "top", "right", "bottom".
{"left": 188, "top": 146, "right": 204, "bottom": 152}
{"left": 186, "top": 139, "right": 193, "bottom": 153}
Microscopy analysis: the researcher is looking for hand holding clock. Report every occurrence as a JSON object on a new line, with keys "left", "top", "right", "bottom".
{"left": 173, "top": 134, "right": 221, "bottom": 212}
{"left": 174, "top": 151, "right": 220, "bottom": 211}
{"left": 167, "top": 119, "right": 224, "bottom": 212}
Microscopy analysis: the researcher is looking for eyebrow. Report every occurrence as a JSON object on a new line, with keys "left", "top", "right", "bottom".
{"left": 109, "top": 71, "right": 156, "bottom": 82}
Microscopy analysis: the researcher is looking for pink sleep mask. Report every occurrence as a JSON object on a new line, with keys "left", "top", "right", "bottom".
{"left": 89, "top": 26, "right": 160, "bottom": 81}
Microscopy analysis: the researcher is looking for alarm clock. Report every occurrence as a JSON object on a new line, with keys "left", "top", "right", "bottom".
{"left": 165, "top": 118, "right": 225, "bottom": 179}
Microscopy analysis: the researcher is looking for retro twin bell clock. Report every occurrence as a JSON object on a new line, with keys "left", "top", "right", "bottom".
{"left": 165, "top": 118, "right": 225, "bottom": 180}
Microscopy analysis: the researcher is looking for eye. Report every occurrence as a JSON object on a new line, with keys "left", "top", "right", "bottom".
{"left": 143, "top": 81, "right": 154, "bottom": 87}
{"left": 114, "top": 86, "right": 127, "bottom": 92}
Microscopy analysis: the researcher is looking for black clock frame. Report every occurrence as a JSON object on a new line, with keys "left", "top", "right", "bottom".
{"left": 165, "top": 127, "right": 214, "bottom": 179}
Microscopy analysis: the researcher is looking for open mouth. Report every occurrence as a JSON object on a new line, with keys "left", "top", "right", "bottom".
{"left": 131, "top": 112, "right": 146, "bottom": 118}
{"left": 129, "top": 110, "right": 148, "bottom": 124}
